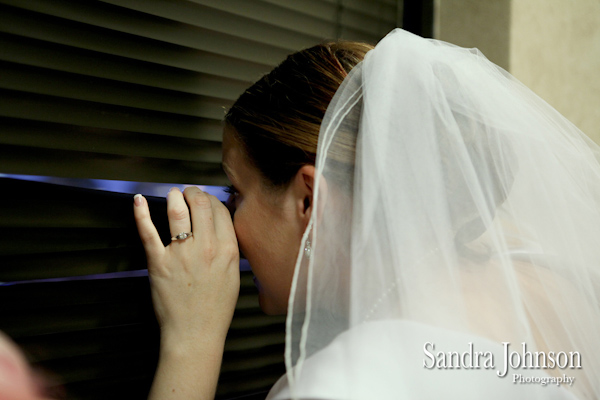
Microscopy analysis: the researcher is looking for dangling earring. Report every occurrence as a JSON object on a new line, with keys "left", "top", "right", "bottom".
{"left": 304, "top": 240, "right": 312, "bottom": 258}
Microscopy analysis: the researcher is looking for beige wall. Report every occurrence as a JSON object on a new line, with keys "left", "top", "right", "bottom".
{"left": 435, "top": 0, "right": 600, "bottom": 143}
{"left": 510, "top": 0, "right": 600, "bottom": 142}
{"left": 434, "top": 0, "right": 511, "bottom": 70}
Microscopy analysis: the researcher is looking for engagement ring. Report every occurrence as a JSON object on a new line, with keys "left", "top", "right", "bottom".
{"left": 171, "top": 232, "right": 193, "bottom": 241}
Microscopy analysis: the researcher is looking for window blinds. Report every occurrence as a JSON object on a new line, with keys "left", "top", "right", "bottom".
{"left": 0, "top": 0, "right": 398, "bottom": 184}
{"left": 0, "top": 1, "right": 400, "bottom": 398}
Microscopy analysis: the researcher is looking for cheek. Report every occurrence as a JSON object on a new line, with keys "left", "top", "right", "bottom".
{"left": 233, "top": 198, "right": 288, "bottom": 258}
{"left": 231, "top": 199, "right": 276, "bottom": 269}
{"left": 231, "top": 203, "right": 258, "bottom": 255}
{"left": 231, "top": 201, "right": 295, "bottom": 311}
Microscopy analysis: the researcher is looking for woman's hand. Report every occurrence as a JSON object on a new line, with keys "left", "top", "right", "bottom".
{"left": 133, "top": 187, "right": 240, "bottom": 399}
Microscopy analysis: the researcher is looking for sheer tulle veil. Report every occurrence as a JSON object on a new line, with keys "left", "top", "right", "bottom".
{"left": 275, "top": 29, "right": 600, "bottom": 399}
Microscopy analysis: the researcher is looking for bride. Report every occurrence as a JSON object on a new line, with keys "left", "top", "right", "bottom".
{"left": 133, "top": 29, "right": 600, "bottom": 399}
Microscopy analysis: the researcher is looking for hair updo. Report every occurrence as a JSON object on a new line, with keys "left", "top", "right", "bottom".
{"left": 224, "top": 41, "right": 374, "bottom": 189}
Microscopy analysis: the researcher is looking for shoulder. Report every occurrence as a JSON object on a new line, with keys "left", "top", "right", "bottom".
{"left": 267, "top": 320, "right": 579, "bottom": 400}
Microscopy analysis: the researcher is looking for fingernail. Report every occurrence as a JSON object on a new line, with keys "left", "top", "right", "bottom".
{"left": 134, "top": 194, "right": 143, "bottom": 206}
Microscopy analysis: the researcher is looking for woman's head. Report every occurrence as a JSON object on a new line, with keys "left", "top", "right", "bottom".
{"left": 222, "top": 40, "right": 373, "bottom": 314}
{"left": 224, "top": 40, "right": 373, "bottom": 189}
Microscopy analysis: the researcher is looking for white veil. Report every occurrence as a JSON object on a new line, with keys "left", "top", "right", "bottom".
{"left": 270, "top": 29, "right": 600, "bottom": 399}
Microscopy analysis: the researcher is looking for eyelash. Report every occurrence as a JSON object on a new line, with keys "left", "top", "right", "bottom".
{"left": 224, "top": 184, "right": 238, "bottom": 196}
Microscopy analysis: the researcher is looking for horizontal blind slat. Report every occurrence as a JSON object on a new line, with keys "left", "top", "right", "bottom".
{"left": 0, "top": 143, "right": 226, "bottom": 183}
{"left": 259, "top": 0, "right": 336, "bottom": 21}
{"left": 187, "top": 0, "right": 336, "bottom": 37}
{"left": 339, "top": 0, "right": 398, "bottom": 23}
{"left": 258, "top": 0, "right": 397, "bottom": 39}
{"left": 38, "top": 349, "right": 155, "bottom": 384}
{"left": 0, "top": 268, "right": 285, "bottom": 398}
{"left": 0, "top": 228, "right": 135, "bottom": 256}
{"left": 224, "top": 331, "right": 285, "bottom": 353}
{"left": 0, "top": 178, "right": 165, "bottom": 228}
{"left": 18, "top": 325, "right": 283, "bottom": 367}
{"left": 18, "top": 325, "right": 156, "bottom": 363}
{"left": 1, "top": 268, "right": 263, "bottom": 312}
{"left": 0, "top": 4, "right": 275, "bottom": 79}
{"left": 0, "top": 33, "right": 255, "bottom": 95}
{"left": 59, "top": 376, "right": 154, "bottom": 400}
{"left": 2, "top": 303, "right": 151, "bottom": 337}
{"left": 0, "top": 119, "right": 222, "bottom": 163}
{"left": 0, "top": 249, "right": 147, "bottom": 281}
{"left": 319, "top": 0, "right": 398, "bottom": 9}
{"left": 0, "top": 64, "right": 232, "bottom": 119}
{"left": 216, "top": 367, "right": 285, "bottom": 398}
{"left": 0, "top": 90, "right": 223, "bottom": 139}
{"left": 1, "top": 1, "right": 293, "bottom": 64}
{"left": 99, "top": 0, "right": 323, "bottom": 50}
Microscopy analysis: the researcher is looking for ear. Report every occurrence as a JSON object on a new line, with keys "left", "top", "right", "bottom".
{"left": 291, "top": 165, "right": 328, "bottom": 229}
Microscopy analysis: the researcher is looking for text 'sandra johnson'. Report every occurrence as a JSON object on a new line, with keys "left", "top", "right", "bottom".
{"left": 423, "top": 342, "right": 581, "bottom": 380}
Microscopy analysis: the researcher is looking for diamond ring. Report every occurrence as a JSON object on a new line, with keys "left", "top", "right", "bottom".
{"left": 171, "top": 232, "right": 193, "bottom": 241}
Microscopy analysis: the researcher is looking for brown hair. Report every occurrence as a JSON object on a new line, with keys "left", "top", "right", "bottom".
{"left": 224, "top": 41, "right": 374, "bottom": 188}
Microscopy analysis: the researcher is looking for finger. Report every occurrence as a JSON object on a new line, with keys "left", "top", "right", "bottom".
{"left": 133, "top": 194, "right": 164, "bottom": 258}
{"left": 166, "top": 188, "right": 192, "bottom": 240}
{"left": 207, "top": 194, "right": 237, "bottom": 242}
{"left": 183, "top": 187, "right": 216, "bottom": 241}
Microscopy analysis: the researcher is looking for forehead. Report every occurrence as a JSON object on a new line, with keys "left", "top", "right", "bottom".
{"left": 222, "top": 126, "right": 257, "bottom": 184}
{"left": 222, "top": 127, "right": 242, "bottom": 171}
{"left": 221, "top": 127, "right": 282, "bottom": 200}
